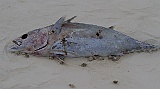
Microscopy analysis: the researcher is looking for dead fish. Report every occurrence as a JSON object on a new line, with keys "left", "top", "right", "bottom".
{"left": 6, "top": 16, "right": 160, "bottom": 62}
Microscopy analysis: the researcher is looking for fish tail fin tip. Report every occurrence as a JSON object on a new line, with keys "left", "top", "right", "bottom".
{"left": 142, "top": 43, "right": 160, "bottom": 52}
{"left": 143, "top": 39, "right": 160, "bottom": 50}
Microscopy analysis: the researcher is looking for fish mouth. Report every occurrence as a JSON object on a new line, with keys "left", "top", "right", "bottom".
{"left": 12, "top": 40, "right": 22, "bottom": 46}
{"left": 7, "top": 45, "right": 25, "bottom": 52}
{"left": 5, "top": 40, "right": 24, "bottom": 52}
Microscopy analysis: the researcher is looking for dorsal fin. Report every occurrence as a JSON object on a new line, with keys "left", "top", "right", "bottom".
{"left": 52, "top": 16, "right": 65, "bottom": 34}
{"left": 65, "top": 16, "right": 77, "bottom": 23}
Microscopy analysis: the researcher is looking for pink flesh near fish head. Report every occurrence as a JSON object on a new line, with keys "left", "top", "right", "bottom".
{"left": 8, "top": 28, "right": 48, "bottom": 54}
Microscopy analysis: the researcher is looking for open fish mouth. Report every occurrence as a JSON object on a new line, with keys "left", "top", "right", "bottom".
{"left": 5, "top": 41, "right": 24, "bottom": 52}
{"left": 12, "top": 40, "right": 22, "bottom": 46}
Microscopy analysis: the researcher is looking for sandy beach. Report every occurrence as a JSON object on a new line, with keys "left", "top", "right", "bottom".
{"left": 0, "top": 0, "right": 160, "bottom": 89}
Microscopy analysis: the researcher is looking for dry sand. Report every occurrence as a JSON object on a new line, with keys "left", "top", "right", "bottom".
{"left": 0, "top": 0, "right": 160, "bottom": 89}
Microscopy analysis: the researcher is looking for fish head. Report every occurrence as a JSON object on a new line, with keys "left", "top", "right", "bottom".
{"left": 7, "top": 28, "right": 48, "bottom": 54}
{"left": 6, "top": 16, "right": 66, "bottom": 55}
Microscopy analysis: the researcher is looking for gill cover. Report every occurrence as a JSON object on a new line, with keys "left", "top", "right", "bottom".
{"left": 34, "top": 16, "right": 66, "bottom": 51}
{"left": 26, "top": 16, "right": 66, "bottom": 52}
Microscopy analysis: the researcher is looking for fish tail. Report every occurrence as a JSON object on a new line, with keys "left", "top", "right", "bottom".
{"left": 141, "top": 42, "right": 160, "bottom": 52}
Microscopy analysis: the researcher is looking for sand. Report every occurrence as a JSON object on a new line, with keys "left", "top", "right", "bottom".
{"left": 0, "top": 0, "right": 160, "bottom": 89}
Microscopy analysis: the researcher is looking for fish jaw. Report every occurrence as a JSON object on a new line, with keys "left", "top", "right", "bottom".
{"left": 8, "top": 45, "right": 25, "bottom": 52}
{"left": 5, "top": 40, "right": 26, "bottom": 54}
{"left": 5, "top": 38, "right": 38, "bottom": 54}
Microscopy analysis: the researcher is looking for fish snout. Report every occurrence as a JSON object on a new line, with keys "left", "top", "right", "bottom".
{"left": 5, "top": 40, "right": 25, "bottom": 52}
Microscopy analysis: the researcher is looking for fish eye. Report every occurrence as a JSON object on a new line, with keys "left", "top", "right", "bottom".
{"left": 21, "top": 34, "right": 28, "bottom": 39}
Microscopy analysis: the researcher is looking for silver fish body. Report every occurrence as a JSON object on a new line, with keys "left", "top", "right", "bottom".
{"left": 51, "top": 23, "right": 157, "bottom": 57}
{"left": 6, "top": 16, "right": 159, "bottom": 61}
